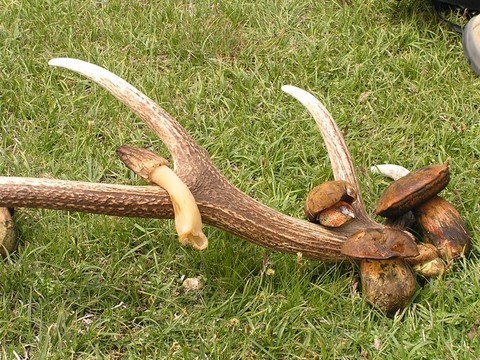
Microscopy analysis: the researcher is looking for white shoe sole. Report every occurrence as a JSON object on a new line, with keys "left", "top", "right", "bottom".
{"left": 463, "top": 15, "right": 480, "bottom": 75}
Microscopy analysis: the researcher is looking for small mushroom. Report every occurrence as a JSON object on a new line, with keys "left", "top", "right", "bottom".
{"left": 304, "top": 180, "right": 356, "bottom": 227}
{"left": 375, "top": 163, "right": 450, "bottom": 218}
{"left": 341, "top": 228, "right": 418, "bottom": 314}
{"left": 405, "top": 243, "right": 446, "bottom": 278}
{"left": 0, "top": 207, "right": 17, "bottom": 258}
{"left": 117, "top": 145, "right": 208, "bottom": 250}
{"left": 316, "top": 201, "right": 355, "bottom": 228}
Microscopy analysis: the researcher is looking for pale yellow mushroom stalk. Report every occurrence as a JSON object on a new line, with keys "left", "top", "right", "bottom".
{"left": 117, "top": 146, "right": 208, "bottom": 250}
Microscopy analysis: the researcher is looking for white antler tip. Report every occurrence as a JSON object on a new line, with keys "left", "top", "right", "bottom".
{"left": 49, "top": 57, "right": 80, "bottom": 68}
{"left": 281, "top": 85, "right": 309, "bottom": 98}
{"left": 280, "top": 84, "right": 296, "bottom": 93}
{"left": 48, "top": 58, "right": 108, "bottom": 75}
{"left": 370, "top": 164, "right": 410, "bottom": 181}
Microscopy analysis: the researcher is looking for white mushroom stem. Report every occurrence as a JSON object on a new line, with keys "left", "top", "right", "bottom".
{"left": 370, "top": 164, "right": 410, "bottom": 181}
{"left": 117, "top": 146, "right": 208, "bottom": 250}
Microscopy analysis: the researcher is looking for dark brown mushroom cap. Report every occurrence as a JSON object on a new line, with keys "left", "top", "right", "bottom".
{"left": 341, "top": 228, "right": 419, "bottom": 260}
{"left": 304, "top": 180, "right": 356, "bottom": 222}
{"left": 375, "top": 163, "right": 450, "bottom": 218}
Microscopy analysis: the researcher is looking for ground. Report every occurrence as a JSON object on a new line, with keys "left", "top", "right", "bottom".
{"left": 0, "top": 0, "right": 479, "bottom": 358}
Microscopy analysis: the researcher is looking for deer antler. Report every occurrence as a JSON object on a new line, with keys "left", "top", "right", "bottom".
{"left": 0, "top": 58, "right": 392, "bottom": 261}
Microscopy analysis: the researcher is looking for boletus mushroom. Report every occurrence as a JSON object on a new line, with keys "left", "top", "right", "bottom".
{"left": 405, "top": 243, "right": 445, "bottom": 278}
{"left": 373, "top": 163, "right": 471, "bottom": 262}
{"left": 0, "top": 207, "right": 16, "bottom": 258}
{"left": 413, "top": 196, "right": 471, "bottom": 261}
{"left": 304, "top": 180, "right": 356, "bottom": 227}
{"left": 375, "top": 163, "right": 450, "bottom": 218}
{"left": 341, "top": 228, "right": 418, "bottom": 314}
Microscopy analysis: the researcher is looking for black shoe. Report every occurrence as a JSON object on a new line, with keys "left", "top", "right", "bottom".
{"left": 462, "top": 15, "right": 480, "bottom": 75}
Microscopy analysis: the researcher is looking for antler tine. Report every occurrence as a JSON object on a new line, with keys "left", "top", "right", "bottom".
{"left": 48, "top": 58, "right": 208, "bottom": 171}
{"left": 281, "top": 85, "right": 368, "bottom": 220}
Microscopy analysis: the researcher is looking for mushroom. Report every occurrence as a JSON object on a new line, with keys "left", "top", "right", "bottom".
{"left": 372, "top": 163, "right": 471, "bottom": 262}
{"left": 374, "top": 163, "right": 450, "bottom": 218}
{"left": 341, "top": 228, "right": 418, "bottom": 314}
{"left": 414, "top": 196, "right": 471, "bottom": 261}
{"left": 304, "top": 180, "right": 356, "bottom": 227}
{"left": 405, "top": 243, "right": 445, "bottom": 278}
{"left": 383, "top": 211, "right": 416, "bottom": 232}
{"left": 0, "top": 207, "right": 16, "bottom": 258}
{"left": 116, "top": 145, "right": 208, "bottom": 250}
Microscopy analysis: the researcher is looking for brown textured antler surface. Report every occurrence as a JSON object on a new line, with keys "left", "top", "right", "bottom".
{"left": 0, "top": 58, "right": 393, "bottom": 261}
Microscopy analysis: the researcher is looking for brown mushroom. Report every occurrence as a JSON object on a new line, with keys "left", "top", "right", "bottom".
{"left": 413, "top": 196, "right": 471, "bottom": 261}
{"left": 358, "top": 259, "right": 416, "bottom": 315}
{"left": 383, "top": 211, "right": 416, "bottom": 231}
{"left": 375, "top": 163, "right": 450, "bottom": 218}
{"left": 341, "top": 228, "right": 418, "bottom": 314}
{"left": 405, "top": 243, "right": 446, "bottom": 278}
{"left": 372, "top": 163, "right": 471, "bottom": 262}
{"left": 304, "top": 180, "right": 356, "bottom": 227}
{"left": 0, "top": 207, "right": 16, "bottom": 258}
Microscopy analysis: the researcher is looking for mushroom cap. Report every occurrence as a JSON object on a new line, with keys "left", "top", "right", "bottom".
{"left": 404, "top": 243, "right": 440, "bottom": 266}
{"left": 0, "top": 207, "right": 17, "bottom": 258}
{"left": 375, "top": 163, "right": 450, "bottom": 218}
{"left": 304, "top": 180, "right": 356, "bottom": 222}
{"left": 317, "top": 201, "right": 355, "bottom": 227}
{"left": 341, "top": 228, "right": 419, "bottom": 260}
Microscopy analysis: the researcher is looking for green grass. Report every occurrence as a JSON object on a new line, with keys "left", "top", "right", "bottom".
{"left": 1, "top": 0, "right": 480, "bottom": 357}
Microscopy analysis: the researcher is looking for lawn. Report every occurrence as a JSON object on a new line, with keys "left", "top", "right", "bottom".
{"left": 1, "top": 0, "right": 480, "bottom": 358}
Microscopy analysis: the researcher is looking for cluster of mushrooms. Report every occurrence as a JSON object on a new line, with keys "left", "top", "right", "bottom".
{"left": 305, "top": 162, "right": 471, "bottom": 313}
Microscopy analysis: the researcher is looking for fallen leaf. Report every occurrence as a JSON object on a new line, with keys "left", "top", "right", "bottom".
{"left": 265, "top": 268, "right": 275, "bottom": 276}
{"left": 182, "top": 277, "right": 203, "bottom": 292}
{"left": 358, "top": 92, "right": 370, "bottom": 103}
{"left": 468, "top": 323, "right": 479, "bottom": 340}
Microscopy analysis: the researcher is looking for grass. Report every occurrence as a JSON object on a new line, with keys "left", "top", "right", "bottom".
{"left": 1, "top": 0, "right": 480, "bottom": 357}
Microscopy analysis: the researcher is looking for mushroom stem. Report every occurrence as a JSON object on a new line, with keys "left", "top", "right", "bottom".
{"left": 359, "top": 259, "right": 416, "bottom": 314}
{"left": 151, "top": 166, "right": 208, "bottom": 250}
{"left": 117, "top": 146, "right": 208, "bottom": 250}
